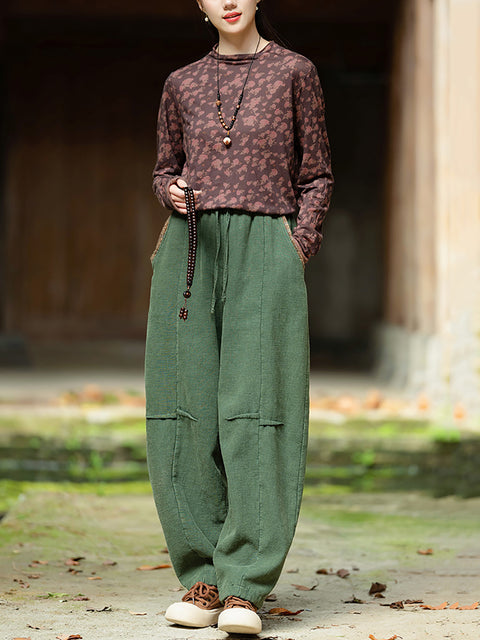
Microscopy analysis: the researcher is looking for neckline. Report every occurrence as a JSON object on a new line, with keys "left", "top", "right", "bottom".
{"left": 209, "top": 40, "right": 275, "bottom": 64}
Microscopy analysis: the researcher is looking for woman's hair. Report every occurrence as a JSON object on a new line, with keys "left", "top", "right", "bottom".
{"left": 201, "top": 1, "right": 291, "bottom": 49}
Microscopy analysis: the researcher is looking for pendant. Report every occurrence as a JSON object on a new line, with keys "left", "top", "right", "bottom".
{"left": 223, "top": 135, "right": 232, "bottom": 148}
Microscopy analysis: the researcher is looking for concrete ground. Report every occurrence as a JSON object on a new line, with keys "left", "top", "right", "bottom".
{"left": 1, "top": 339, "right": 479, "bottom": 638}
{"left": 1, "top": 488, "right": 479, "bottom": 640}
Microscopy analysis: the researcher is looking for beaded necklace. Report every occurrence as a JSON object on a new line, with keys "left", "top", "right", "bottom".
{"left": 216, "top": 34, "right": 262, "bottom": 147}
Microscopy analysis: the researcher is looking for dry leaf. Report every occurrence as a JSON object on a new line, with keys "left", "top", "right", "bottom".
{"left": 265, "top": 593, "right": 277, "bottom": 601}
{"left": 27, "top": 574, "right": 41, "bottom": 579}
{"left": 417, "top": 393, "right": 430, "bottom": 411}
{"left": 449, "top": 602, "right": 459, "bottom": 609}
{"left": 56, "top": 635, "right": 82, "bottom": 640}
{"left": 13, "top": 637, "right": 32, "bottom": 640}
{"left": 336, "top": 569, "right": 350, "bottom": 578}
{"left": 369, "top": 635, "right": 398, "bottom": 640}
{"left": 13, "top": 578, "right": 30, "bottom": 588}
{"left": 268, "top": 607, "right": 304, "bottom": 616}
{"left": 420, "top": 601, "right": 448, "bottom": 610}
{"left": 136, "top": 564, "right": 172, "bottom": 571}
{"left": 87, "top": 576, "right": 102, "bottom": 580}
{"left": 291, "top": 583, "right": 317, "bottom": 591}
{"left": 369, "top": 582, "right": 386, "bottom": 595}
{"left": 453, "top": 402, "right": 466, "bottom": 420}
{"left": 417, "top": 548, "right": 433, "bottom": 555}
{"left": 404, "top": 599, "right": 423, "bottom": 604}
{"left": 458, "top": 602, "right": 479, "bottom": 610}
{"left": 129, "top": 611, "right": 147, "bottom": 616}
{"left": 102, "top": 560, "right": 117, "bottom": 566}
{"left": 29, "top": 560, "right": 48, "bottom": 566}
{"left": 363, "top": 388, "right": 383, "bottom": 409}
{"left": 345, "top": 596, "right": 365, "bottom": 604}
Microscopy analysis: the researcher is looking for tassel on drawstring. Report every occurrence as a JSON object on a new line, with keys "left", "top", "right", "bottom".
{"left": 179, "top": 186, "right": 197, "bottom": 321}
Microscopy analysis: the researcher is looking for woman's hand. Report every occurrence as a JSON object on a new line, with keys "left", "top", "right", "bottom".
{"left": 169, "top": 178, "right": 202, "bottom": 215}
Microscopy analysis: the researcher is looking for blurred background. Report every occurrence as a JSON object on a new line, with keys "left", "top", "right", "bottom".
{"left": 0, "top": 0, "right": 479, "bottom": 509}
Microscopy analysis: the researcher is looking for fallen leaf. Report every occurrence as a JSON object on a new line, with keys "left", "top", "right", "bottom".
{"left": 449, "top": 602, "right": 459, "bottom": 609}
{"left": 13, "top": 578, "right": 30, "bottom": 588}
{"left": 102, "top": 560, "right": 117, "bottom": 566}
{"left": 13, "top": 637, "right": 32, "bottom": 640}
{"left": 369, "top": 582, "right": 386, "bottom": 595}
{"left": 453, "top": 402, "right": 466, "bottom": 420}
{"left": 420, "top": 601, "right": 448, "bottom": 610}
{"left": 374, "top": 593, "right": 385, "bottom": 598}
{"left": 344, "top": 596, "right": 365, "bottom": 604}
{"left": 86, "top": 605, "right": 112, "bottom": 612}
{"left": 458, "top": 602, "right": 479, "bottom": 610}
{"left": 29, "top": 560, "right": 48, "bottom": 566}
{"left": 268, "top": 607, "right": 304, "bottom": 616}
{"left": 404, "top": 599, "right": 423, "bottom": 604}
{"left": 136, "top": 564, "right": 172, "bottom": 571}
{"left": 87, "top": 576, "right": 102, "bottom": 580}
{"left": 291, "top": 583, "right": 317, "bottom": 591}
{"left": 72, "top": 596, "right": 90, "bottom": 601}
{"left": 56, "top": 635, "right": 82, "bottom": 640}
{"left": 417, "top": 548, "right": 434, "bottom": 555}
{"left": 286, "top": 568, "right": 299, "bottom": 573}
{"left": 264, "top": 593, "right": 277, "bottom": 601}
{"left": 316, "top": 568, "right": 329, "bottom": 574}
{"left": 129, "top": 611, "right": 147, "bottom": 615}
{"left": 336, "top": 569, "right": 350, "bottom": 578}
{"left": 65, "top": 558, "right": 80, "bottom": 566}
{"left": 27, "top": 574, "right": 41, "bottom": 579}
{"left": 368, "top": 635, "right": 398, "bottom": 640}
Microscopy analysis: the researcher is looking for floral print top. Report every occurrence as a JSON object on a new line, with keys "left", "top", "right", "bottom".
{"left": 152, "top": 40, "right": 334, "bottom": 263}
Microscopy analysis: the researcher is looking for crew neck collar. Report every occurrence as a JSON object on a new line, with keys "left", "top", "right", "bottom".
{"left": 208, "top": 40, "right": 275, "bottom": 64}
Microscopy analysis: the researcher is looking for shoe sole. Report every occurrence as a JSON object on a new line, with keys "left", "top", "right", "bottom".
{"left": 165, "top": 602, "right": 223, "bottom": 628}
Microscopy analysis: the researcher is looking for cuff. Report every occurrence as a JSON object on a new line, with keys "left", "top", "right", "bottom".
{"left": 291, "top": 233, "right": 310, "bottom": 266}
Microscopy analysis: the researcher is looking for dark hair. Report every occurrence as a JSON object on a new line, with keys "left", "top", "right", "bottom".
{"left": 201, "top": 1, "right": 291, "bottom": 49}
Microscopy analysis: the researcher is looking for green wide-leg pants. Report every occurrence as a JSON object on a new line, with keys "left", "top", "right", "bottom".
{"left": 144, "top": 207, "right": 310, "bottom": 610}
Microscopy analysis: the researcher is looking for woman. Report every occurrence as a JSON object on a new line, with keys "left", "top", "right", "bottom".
{"left": 144, "top": 0, "right": 334, "bottom": 634}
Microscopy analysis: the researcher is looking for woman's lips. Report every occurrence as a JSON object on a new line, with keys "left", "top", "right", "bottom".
{"left": 223, "top": 13, "right": 241, "bottom": 23}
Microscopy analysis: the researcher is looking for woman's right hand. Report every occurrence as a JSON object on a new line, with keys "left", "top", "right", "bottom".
{"left": 169, "top": 178, "right": 202, "bottom": 215}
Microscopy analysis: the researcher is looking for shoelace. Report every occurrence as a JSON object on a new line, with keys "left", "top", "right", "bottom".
{"left": 223, "top": 595, "right": 257, "bottom": 611}
{"left": 182, "top": 581, "right": 221, "bottom": 608}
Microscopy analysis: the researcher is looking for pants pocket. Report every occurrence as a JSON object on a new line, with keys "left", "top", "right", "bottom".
{"left": 150, "top": 213, "right": 173, "bottom": 265}
{"left": 280, "top": 215, "right": 306, "bottom": 270}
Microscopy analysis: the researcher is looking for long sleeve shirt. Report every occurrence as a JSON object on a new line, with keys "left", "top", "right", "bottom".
{"left": 152, "top": 40, "right": 334, "bottom": 264}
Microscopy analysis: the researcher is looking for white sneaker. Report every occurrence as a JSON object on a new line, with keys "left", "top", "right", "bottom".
{"left": 217, "top": 595, "right": 262, "bottom": 634}
{"left": 165, "top": 581, "right": 223, "bottom": 628}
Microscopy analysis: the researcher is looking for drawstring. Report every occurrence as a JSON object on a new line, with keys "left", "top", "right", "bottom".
{"left": 210, "top": 210, "right": 230, "bottom": 314}
{"left": 210, "top": 211, "right": 221, "bottom": 314}
{"left": 222, "top": 213, "right": 231, "bottom": 301}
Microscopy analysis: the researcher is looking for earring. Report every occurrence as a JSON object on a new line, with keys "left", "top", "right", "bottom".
{"left": 204, "top": 14, "right": 209, "bottom": 21}
{"left": 256, "top": 3, "right": 259, "bottom": 9}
